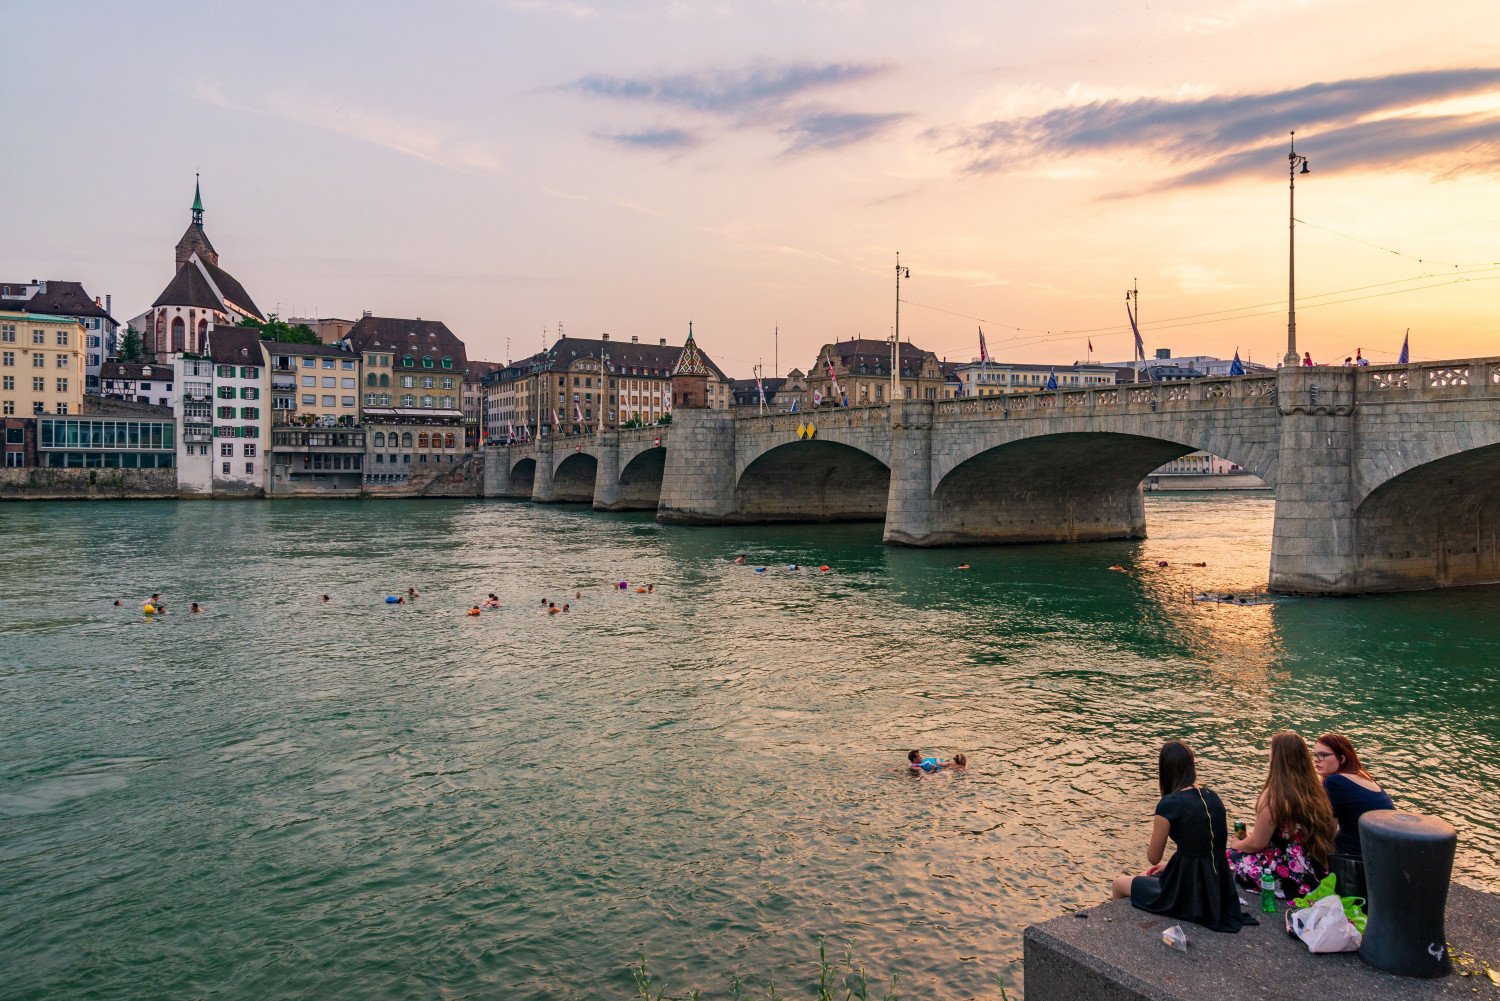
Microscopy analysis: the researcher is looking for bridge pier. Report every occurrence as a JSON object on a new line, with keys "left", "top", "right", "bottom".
{"left": 481, "top": 448, "right": 510, "bottom": 498}
{"left": 531, "top": 441, "right": 557, "bottom": 503}
{"left": 1269, "top": 369, "right": 1358, "bottom": 593}
{"left": 592, "top": 431, "right": 621, "bottom": 511}
{"left": 882, "top": 400, "right": 937, "bottom": 544}
{"left": 657, "top": 410, "right": 738, "bottom": 524}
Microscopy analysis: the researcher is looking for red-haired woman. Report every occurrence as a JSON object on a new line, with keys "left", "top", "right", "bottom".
{"left": 1313, "top": 733, "right": 1394, "bottom": 859}
{"left": 1227, "top": 731, "right": 1336, "bottom": 900}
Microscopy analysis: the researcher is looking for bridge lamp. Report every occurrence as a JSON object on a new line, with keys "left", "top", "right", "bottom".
{"left": 1285, "top": 132, "right": 1310, "bottom": 368}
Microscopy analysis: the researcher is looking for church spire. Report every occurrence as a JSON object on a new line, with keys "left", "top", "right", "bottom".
{"left": 191, "top": 174, "right": 203, "bottom": 226}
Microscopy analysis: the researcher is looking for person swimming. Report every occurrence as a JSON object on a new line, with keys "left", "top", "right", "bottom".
{"left": 1108, "top": 565, "right": 1127, "bottom": 573}
{"left": 548, "top": 603, "right": 561, "bottom": 615}
{"left": 908, "top": 750, "right": 943, "bottom": 773}
{"left": 482, "top": 593, "right": 500, "bottom": 608}
{"left": 467, "top": 606, "right": 482, "bottom": 616}
{"left": 190, "top": 602, "right": 202, "bottom": 613}
{"left": 321, "top": 594, "right": 330, "bottom": 602}
{"left": 819, "top": 565, "right": 830, "bottom": 573}
{"left": 113, "top": 600, "right": 122, "bottom": 607}
{"left": 407, "top": 588, "right": 420, "bottom": 598}
{"left": 646, "top": 584, "right": 654, "bottom": 593}
{"left": 957, "top": 563, "right": 971, "bottom": 570}
{"left": 618, "top": 581, "right": 628, "bottom": 590}
{"left": 562, "top": 603, "right": 570, "bottom": 613}
{"left": 575, "top": 591, "right": 581, "bottom": 599}
{"left": 734, "top": 555, "right": 746, "bottom": 565}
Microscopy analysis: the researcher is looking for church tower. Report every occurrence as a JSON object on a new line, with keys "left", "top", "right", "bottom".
{"left": 175, "top": 174, "right": 219, "bottom": 269}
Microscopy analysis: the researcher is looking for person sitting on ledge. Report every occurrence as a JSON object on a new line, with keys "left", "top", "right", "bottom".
{"left": 1227, "top": 731, "right": 1334, "bottom": 900}
{"left": 1313, "top": 732, "right": 1393, "bottom": 860}
{"left": 1111, "top": 740, "right": 1252, "bottom": 932}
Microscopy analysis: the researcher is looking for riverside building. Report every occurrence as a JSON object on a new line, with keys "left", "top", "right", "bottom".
{"left": 1, "top": 280, "right": 118, "bottom": 392}
{"left": 267, "top": 342, "right": 361, "bottom": 427}
{"left": 99, "top": 361, "right": 176, "bottom": 409}
{"left": 807, "top": 338, "right": 947, "bottom": 405}
{"left": 950, "top": 360, "right": 1119, "bottom": 396}
{"left": 202, "top": 327, "right": 268, "bottom": 495}
{"left": 1, "top": 310, "right": 85, "bottom": 418}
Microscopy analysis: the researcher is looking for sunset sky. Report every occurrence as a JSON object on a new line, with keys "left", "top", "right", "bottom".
{"left": 4, "top": 0, "right": 1498, "bottom": 376}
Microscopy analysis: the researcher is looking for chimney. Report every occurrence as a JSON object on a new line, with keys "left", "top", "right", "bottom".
{"left": 105, "top": 294, "right": 111, "bottom": 317}
{"left": 601, "top": 332, "right": 609, "bottom": 341}
{"left": 631, "top": 335, "right": 638, "bottom": 343}
{"left": 363, "top": 310, "right": 372, "bottom": 318}
{"left": 95, "top": 296, "right": 102, "bottom": 307}
{"left": 659, "top": 338, "right": 667, "bottom": 346}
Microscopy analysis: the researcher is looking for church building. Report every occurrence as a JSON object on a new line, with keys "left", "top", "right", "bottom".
{"left": 138, "top": 178, "right": 265, "bottom": 361}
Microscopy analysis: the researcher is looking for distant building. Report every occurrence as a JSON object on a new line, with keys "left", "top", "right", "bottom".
{"left": 99, "top": 361, "right": 176, "bottom": 409}
{"left": 134, "top": 178, "right": 265, "bottom": 361}
{"left": 1, "top": 309, "right": 85, "bottom": 417}
{"left": 266, "top": 341, "right": 361, "bottom": 428}
{"left": 345, "top": 315, "right": 468, "bottom": 484}
{"left": 485, "top": 330, "right": 731, "bottom": 441}
{"left": 268, "top": 425, "right": 366, "bottom": 494}
{"left": 1, "top": 280, "right": 118, "bottom": 391}
{"left": 807, "top": 338, "right": 945, "bottom": 406}
{"left": 1102, "top": 348, "right": 1271, "bottom": 381}
{"left": 206, "top": 327, "right": 269, "bottom": 495}
{"left": 286, "top": 317, "right": 355, "bottom": 345}
{"left": 950, "top": 359, "right": 1118, "bottom": 396}
{"left": 3, "top": 417, "right": 36, "bottom": 467}
{"left": 732, "top": 376, "right": 785, "bottom": 412}
{"left": 463, "top": 359, "right": 502, "bottom": 448}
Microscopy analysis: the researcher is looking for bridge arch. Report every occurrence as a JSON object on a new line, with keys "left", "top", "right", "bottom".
{"left": 617, "top": 447, "right": 666, "bottom": 509}
{"left": 929, "top": 432, "right": 1207, "bottom": 544}
{"left": 551, "top": 451, "right": 598, "bottom": 503}
{"left": 1352, "top": 441, "right": 1500, "bottom": 591}
{"left": 734, "top": 438, "right": 890, "bottom": 523}
{"left": 508, "top": 456, "right": 536, "bottom": 498}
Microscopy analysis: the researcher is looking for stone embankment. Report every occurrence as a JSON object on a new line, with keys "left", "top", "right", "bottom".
{"left": 0, "top": 467, "right": 177, "bottom": 501}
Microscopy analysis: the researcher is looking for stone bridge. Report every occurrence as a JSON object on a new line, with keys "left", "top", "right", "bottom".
{"left": 483, "top": 359, "right": 1500, "bottom": 595}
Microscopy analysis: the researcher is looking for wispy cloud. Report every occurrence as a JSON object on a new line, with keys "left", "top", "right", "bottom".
{"left": 565, "top": 60, "right": 906, "bottom": 155}
{"left": 500, "top": 0, "right": 597, "bottom": 18}
{"left": 781, "top": 110, "right": 910, "bottom": 154}
{"left": 938, "top": 68, "right": 1500, "bottom": 189}
{"left": 595, "top": 127, "right": 702, "bottom": 152}
{"left": 190, "top": 82, "right": 502, "bottom": 175}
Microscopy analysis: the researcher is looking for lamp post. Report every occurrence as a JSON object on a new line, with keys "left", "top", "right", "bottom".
{"left": 1285, "top": 132, "right": 1310, "bottom": 367}
{"left": 893, "top": 253, "right": 910, "bottom": 406}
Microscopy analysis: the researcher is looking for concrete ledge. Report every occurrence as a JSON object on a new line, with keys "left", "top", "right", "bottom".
{"left": 1023, "top": 883, "right": 1500, "bottom": 1001}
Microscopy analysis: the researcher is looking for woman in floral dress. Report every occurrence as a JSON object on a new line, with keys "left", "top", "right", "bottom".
{"left": 1227, "top": 731, "right": 1336, "bottom": 900}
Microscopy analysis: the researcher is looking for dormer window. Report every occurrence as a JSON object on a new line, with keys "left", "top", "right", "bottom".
{"left": 422, "top": 356, "right": 434, "bottom": 369}
{"left": 441, "top": 357, "right": 453, "bottom": 369}
{"left": 402, "top": 354, "right": 414, "bottom": 367}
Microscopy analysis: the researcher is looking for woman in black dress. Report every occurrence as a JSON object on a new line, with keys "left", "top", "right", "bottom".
{"left": 1110, "top": 741, "right": 1253, "bottom": 932}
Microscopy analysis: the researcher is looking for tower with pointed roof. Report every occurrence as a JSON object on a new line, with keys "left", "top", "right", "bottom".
{"left": 133, "top": 176, "right": 264, "bottom": 361}
{"left": 671, "top": 321, "right": 711, "bottom": 409}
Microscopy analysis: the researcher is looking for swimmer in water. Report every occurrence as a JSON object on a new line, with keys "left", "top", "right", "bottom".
{"left": 646, "top": 584, "right": 654, "bottom": 593}
{"left": 907, "top": 750, "right": 944, "bottom": 773}
{"left": 548, "top": 603, "right": 561, "bottom": 615}
{"left": 468, "top": 606, "right": 482, "bottom": 616}
{"left": 113, "top": 600, "right": 122, "bottom": 607}
{"left": 734, "top": 555, "right": 746, "bottom": 565}
{"left": 190, "top": 602, "right": 202, "bottom": 613}
{"left": 1108, "top": 565, "right": 1127, "bottom": 573}
{"left": 636, "top": 586, "right": 647, "bottom": 593}
{"left": 482, "top": 593, "right": 500, "bottom": 608}
{"left": 819, "top": 565, "right": 830, "bottom": 573}
{"left": 957, "top": 563, "right": 971, "bottom": 570}
{"left": 562, "top": 603, "right": 570, "bottom": 613}
{"left": 321, "top": 594, "right": 330, "bottom": 603}
{"left": 575, "top": 591, "right": 581, "bottom": 599}
{"left": 947, "top": 753, "right": 968, "bottom": 770}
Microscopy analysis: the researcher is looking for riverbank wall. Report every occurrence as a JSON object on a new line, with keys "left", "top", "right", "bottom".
{"left": 1145, "top": 473, "right": 1268, "bottom": 491}
{"left": 0, "top": 467, "right": 178, "bottom": 500}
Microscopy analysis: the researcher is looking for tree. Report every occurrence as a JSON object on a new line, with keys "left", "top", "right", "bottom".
{"left": 118, "top": 326, "right": 145, "bottom": 362}
{"left": 657, "top": 412, "right": 673, "bottom": 426}
{"left": 238, "top": 313, "right": 320, "bottom": 345}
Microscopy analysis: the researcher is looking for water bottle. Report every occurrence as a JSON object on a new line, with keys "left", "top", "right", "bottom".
{"left": 1259, "top": 870, "right": 1277, "bottom": 913}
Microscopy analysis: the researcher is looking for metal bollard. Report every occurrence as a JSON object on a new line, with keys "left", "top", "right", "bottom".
{"left": 1358, "top": 809, "right": 1456, "bottom": 978}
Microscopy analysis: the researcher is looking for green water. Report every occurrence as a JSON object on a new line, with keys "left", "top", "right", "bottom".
{"left": 2, "top": 496, "right": 1497, "bottom": 1000}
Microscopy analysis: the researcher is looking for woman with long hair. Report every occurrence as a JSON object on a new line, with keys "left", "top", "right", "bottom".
{"left": 1313, "top": 733, "right": 1394, "bottom": 859}
{"left": 1227, "top": 731, "right": 1336, "bottom": 900}
{"left": 1110, "top": 741, "right": 1250, "bottom": 932}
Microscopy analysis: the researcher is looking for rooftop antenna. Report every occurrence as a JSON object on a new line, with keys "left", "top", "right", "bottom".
{"left": 774, "top": 325, "right": 779, "bottom": 378}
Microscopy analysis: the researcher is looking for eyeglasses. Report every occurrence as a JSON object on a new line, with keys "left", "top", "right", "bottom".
{"left": 1311, "top": 752, "right": 1335, "bottom": 761}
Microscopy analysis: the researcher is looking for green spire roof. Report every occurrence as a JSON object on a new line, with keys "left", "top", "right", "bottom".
{"left": 191, "top": 174, "right": 204, "bottom": 224}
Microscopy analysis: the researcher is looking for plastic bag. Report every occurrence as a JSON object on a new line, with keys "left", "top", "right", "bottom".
{"left": 1292, "top": 873, "right": 1367, "bottom": 932}
{"left": 1289, "top": 895, "right": 1361, "bottom": 953}
{"left": 1160, "top": 925, "right": 1188, "bottom": 952}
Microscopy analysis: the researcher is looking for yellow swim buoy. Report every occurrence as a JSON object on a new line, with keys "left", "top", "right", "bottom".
{"left": 143, "top": 604, "right": 156, "bottom": 614}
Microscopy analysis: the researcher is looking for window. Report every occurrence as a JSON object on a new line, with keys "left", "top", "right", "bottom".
{"left": 441, "top": 357, "right": 453, "bottom": 369}
{"left": 33, "top": 353, "right": 45, "bottom": 368}
{"left": 302, "top": 394, "right": 316, "bottom": 406}
{"left": 421, "top": 376, "right": 434, "bottom": 389}
{"left": 33, "top": 377, "right": 45, "bottom": 392}
{"left": 241, "top": 387, "right": 259, "bottom": 400}
{"left": 0, "top": 324, "right": 13, "bottom": 342}
{"left": 441, "top": 396, "right": 453, "bottom": 409}
{"left": 401, "top": 375, "right": 414, "bottom": 388}
{"left": 445, "top": 433, "right": 456, "bottom": 449}
{"left": 33, "top": 401, "right": 43, "bottom": 415}
{"left": 245, "top": 462, "right": 254, "bottom": 474}
{"left": 221, "top": 443, "right": 234, "bottom": 457}
{"left": 418, "top": 432, "right": 429, "bottom": 448}
{"left": 56, "top": 330, "right": 69, "bottom": 346}
{"left": 401, "top": 432, "right": 413, "bottom": 447}
{"left": 240, "top": 367, "right": 259, "bottom": 378}
{"left": 1, "top": 352, "right": 11, "bottom": 366}
{"left": 302, "top": 375, "right": 316, "bottom": 387}
{"left": 56, "top": 354, "right": 69, "bottom": 369}
{"left": 302, "top": 358, "right": 316, "bottom": 368}
{"left": 321, "top": 376, "right": 336, "bottom": 388}
{"left": 32, "top": 329, "right": 45, "bottom": 345}
{"left": 56, "top": 377, "right": 68, "bottom": 393}
{"left": 2, "top": 401, "right": 11, "bottom": 415}
{"left": 322, "top": 359, "right": 335, "bottom": 369}
{"left": 373, "top": 432, "right": 385, "bottom": 447}
{"left": 421, "top": 395, "right": 434, "bottom": 408}
{"left": 379, "top": 374, "right": 389, "bottom": 387}
{"left": 341, "top": 360, "right": 355, "bottom": 370}
{"left": 241, "top": 407, "right": 259, "bottom": 420}
{"left": 321, "top": 395, "right": 335, "bottom": 407}
{"left": 222, "top": 461, "right": 231, "bottom": 474}
{"left": 401, "top": 394, "right": 415, "bottom": 407}
{"left": 421, "top": 357, "right": 433, "bottom": 368}
{"left": 441, "top": 377, "right": 454, "bottom": 390}
{"left": 365, "top": 393, "right": 379, "bottom": 406}
{"left": 367, "top": 374, "right": 377, "bottom": 386}
{"left": 341, "top": 396, "right": 355, "bottom": 407}
{"left": 244, "top": 444, "right": 257, "bottom": 457}
{"left": 402, "top": 355, "right": 414, "bottom": 367}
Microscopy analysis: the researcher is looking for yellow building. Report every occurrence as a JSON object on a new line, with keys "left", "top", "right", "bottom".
{"left": 267, "top": 342, "right": 362, "bottom": 426}
{"left": 1, "top": 310, "right": 85, "bottom": 417}
{"left": 807, "top": 338, "right": 946, "bottom": 406}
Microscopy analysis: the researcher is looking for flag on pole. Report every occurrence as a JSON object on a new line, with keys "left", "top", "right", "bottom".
{"left": 813, "top": 389, "right": 824, "bottom": 406}
{"left": 756, "top": 376, "right": 766, "bottom": 405}
{"left": 553, "top": 408, "right": 561, "bottom": 429}
{"left": 1045, "top": 369, "right": 1058, "bottom": 391}
{"left": 575, "top": 403, "right": 584, "bottom": 424}
{"left": 978, "top": 326, "right": 989, "bottom": 363}
{"left": 662, "top": 383, "right": 672, "bottom": 413}
{"left": 1087, "top": 338, "right": 1094, "bottom": 355}
{"left": 1127, "top": 299, "right": 1145, "bottom": 362}
{"left": 1398, "top": 329, "right": 1410, "bottom": 365}
{"left": 1229, "top": 351, "right": 1245, "bottom": 376}
{"left": 508, "top": 420, "right": 516, "bottom": 439}
{"left": 791, "top": 397, "right": 800, "bottom": 413}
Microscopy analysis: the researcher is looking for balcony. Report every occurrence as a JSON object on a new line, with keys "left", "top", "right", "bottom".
{"left": 184, "top": 431, "right": 211, "bottom": 443}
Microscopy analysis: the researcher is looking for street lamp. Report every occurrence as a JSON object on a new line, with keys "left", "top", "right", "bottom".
{"left": 893, "top": 253, "right": 910, "bottom": 405}
{"left": 1285, "top": 131, "right": 1310, "bottom": 367}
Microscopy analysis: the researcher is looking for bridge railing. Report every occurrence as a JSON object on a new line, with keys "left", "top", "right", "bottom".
{"left": 932, "top": 374, "right": 1278, "bottom": 419}
{"left": 735, "top": 403, "right": 890, "bottom": 434}
{"left": 1356, "top": 357, "right": 1500, "bottom": 400}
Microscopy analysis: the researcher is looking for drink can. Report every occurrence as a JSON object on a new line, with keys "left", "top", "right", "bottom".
{"left": 1233, "top": 821, "right": 1247, "bottom": 839}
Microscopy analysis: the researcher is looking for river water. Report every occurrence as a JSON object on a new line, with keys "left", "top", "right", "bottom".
{"left": 2, "top": 495, "right": 1497, "bottom": 1000}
